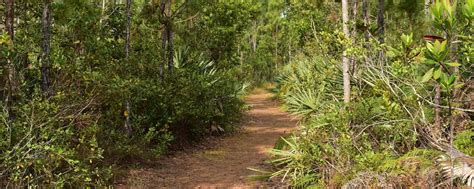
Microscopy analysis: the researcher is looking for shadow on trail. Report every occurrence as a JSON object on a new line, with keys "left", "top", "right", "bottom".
{"left": 115, "top": 89, "right": 298, "bottom": 189}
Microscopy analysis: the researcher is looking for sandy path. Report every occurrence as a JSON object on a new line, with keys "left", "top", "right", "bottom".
{"left": 116, "top": 88, "right": 297, "bottom": 188}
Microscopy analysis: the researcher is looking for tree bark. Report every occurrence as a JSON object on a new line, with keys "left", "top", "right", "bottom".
{"left": 124, "top": 0, "right": 133, "bottom": 136}
{"left": 362, "top": 0, "right": 369, "bottom": 42}
{"left": 41, "top": 0, "right": 52, "bottom": 95}
{"left": 5, "top": 0, "right": 14, "bottom": 40}
{"left": 342, "top": 0, "right": 351, "bottom": 103}
{"left": 160, "top": 0, "right": 173, "bottom": 74}
{"left": 274, "top": 25, "right": 279, "bottom": 61}
{"left": 377, "top": 0, "right": 385, "bottom": 43}
{"left": 434, "top": 84, "right": 443, "bottom": 138}
{"left": 160, "top": 0, "right": 167, "bottom": 79}
{"left": 425, "top": 0, "right": 431, "bottom": 19}
{"left": 350, "top": 0, "right": 358, "bottom": 75}
{"left": 238, "top": 44, "right": 243, "bottom": 65}
{"left": 167, "top": 19, "right": 174, "bottom": 73}
{"left": 4, "top": 0, "right": 15, "bottom": 119}
{"left": 125, "top": 0, "right": 131, "bottom": 58}
{"left": 251, "top": 20, "right": 257, "bottom": 53}
{"left": 100, "top": 0, "right": 106, "bottom": 25}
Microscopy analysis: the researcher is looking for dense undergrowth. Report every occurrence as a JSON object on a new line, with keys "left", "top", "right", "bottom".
{"left": 0, "top": 42, "right": 248, "bottom": 187}
{"left": 265, "top": 0, "right": 473, "bottom": 188}
{"left": 0, "top": 1, "right": 276, "bottom": 187}
{"left": 0, "top": 0, "right": 473, "bottom": 187}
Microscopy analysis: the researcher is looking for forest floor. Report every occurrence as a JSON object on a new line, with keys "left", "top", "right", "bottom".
{"left": 115, "top": 88, "right": 298, "bottom": 188}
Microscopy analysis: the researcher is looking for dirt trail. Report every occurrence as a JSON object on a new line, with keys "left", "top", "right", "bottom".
{"left": 116, "top": 88, "right": 297, "bottom": 188}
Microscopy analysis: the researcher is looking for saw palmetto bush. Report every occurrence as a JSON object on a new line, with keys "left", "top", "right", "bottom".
{"left": 98, "top": 47, "right": 247, "bottom": 162}
{"left": 277, "top": 56, "right": 343, "bottom": 120}
{"left": 0, "top": 2, "right": 248, "bottom": 187}
{"left": 266, "top": 1, "right": 474, "bottom": 187}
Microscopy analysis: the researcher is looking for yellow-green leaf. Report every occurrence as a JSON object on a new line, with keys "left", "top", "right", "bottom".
{"left": 433, "top": 68, "right": 442, "bottom": 79}
{"left": 454, "top": 83, "right": 465, "bottom": 89}
{"left": 421, "top": 68, "right": 434, "bottom": 83}
{"left": 446, "top": 62, "right": 461, "bottom": 67}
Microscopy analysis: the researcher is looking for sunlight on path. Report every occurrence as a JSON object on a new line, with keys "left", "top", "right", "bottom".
{"left": 116, "top": 88, "right": 297, "bottom": 188}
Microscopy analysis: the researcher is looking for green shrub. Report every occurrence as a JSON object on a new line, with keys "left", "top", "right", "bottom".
{"left": 0, "top": 97, "right": 111, "bottom": 187}
{"left": 454, "top": 129, "right": 474, "bottom": 156}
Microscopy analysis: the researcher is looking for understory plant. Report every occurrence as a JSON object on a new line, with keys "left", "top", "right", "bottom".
{"left": 0, "top": 2, "right": 249, "bottom": 187}
{"left": 266, "top": 0, "right": 473, "bottom": 188}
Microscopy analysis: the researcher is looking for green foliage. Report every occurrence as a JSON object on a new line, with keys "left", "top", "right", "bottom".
{"left": 454, "top": 130, "right": 474, "bottom": 156}
{"left": 0, "top": 96, "right": 111, "bottom": 187}
{"left": 1, "top": 0, "right": 472, "bottom": 187}
{"left": 0, "top": 0, "right": 254, "bottom": 187}
{"left": 266, "top": 0, "right": 473, "bottom": 187}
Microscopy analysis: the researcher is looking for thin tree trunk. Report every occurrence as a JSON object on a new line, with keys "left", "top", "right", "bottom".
{"left": 342, "top": 0, "right": 351, "bottom": 104}
{"left": 252, "top": 20, "right": 257, "bottom": 53}
{"left": 4, "top": 0, "right": 15, "bottom": 119}
{"left": 160, "top": 0, "right": 173, "bottom": 75}
{"left": 425, "top": 0, "right": 431, "bottom": 20}
{"left": 125, "top": 0, "right": 131, "bottom": 58}
{"left": 350, "top": 0, "right": 358, "bottom": 30}
{"left": 124, "top": 0, "right": 133, "bottom": 136}
{"left": 160, "top": 0, "right": 167, "bottom": 79}
{"left": 238, "top": 44, "right": 243, "bottom": 65}
{"left": 41, "top": 0, "right": 52, "bottom": 95}
{"left": 350, "top": 0, "right": 358, "bottom": 75}
{"left": 167, "top": 20, "right": 174, "bottom": 73}
{"left": 100, "top": 0, "right": 106, "bottom": 25}
{"left": 166, "top": 0, "right": 173, "bottom": 73}
{"left": 5, "top": 0, "right": 14, "bottom": 39}
{"left": 434, "top": 84, "right": 443, "bottom": 138}
{"left": 362, "top": 0, "right": 369, "bottom": 42}
{"left": 274, "top": 25, "right": 278, "bottom": 60}
{"left": 288, "top": 37, "right": 291, "bottom": 63}
{"left": 377, "top": 0, "right": 386, "bottom": 66}
{"left": 377, "top": 0, "right": 385, "bottom": 43}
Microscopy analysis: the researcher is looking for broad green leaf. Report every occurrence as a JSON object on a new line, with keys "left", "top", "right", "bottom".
{"left": 446, "top": 62, "right": 461, "bottom": 67}
{"left": 448, "top": 75, "right": 456, "bottom": 85}
{"left": 440, "top": 40, "right": 447, "bottom": 51}
{"left": 440, "top": 73, "right": 449, "bottom": 87}
{"left": 433, "top": 68, "right": 442, "bottom": 79}
{"left": 425, "top": 59, "right": 438, "bottom": 65}
{"left": 426, "top": 42, "right": 434, "bottom": 53}
{"left": 421, "top": 68, "right": 434, "bottom": 83}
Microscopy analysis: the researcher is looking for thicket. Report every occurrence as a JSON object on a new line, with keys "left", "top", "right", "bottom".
{"left": 0, "top": 0, "right": 277, "bottom": 187}
{"left": 264, "top": 0, "right": 473, "bottom": 188}
{"left": 1, "top": 0, "right": 473, "bottom": 188}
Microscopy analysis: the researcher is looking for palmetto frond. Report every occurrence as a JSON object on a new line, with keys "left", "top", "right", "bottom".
{"left": 437, "top": 155, "right": 474, "bottom": 187}
{"left": 284, "top": 88, "right": 321, "bottom": 118}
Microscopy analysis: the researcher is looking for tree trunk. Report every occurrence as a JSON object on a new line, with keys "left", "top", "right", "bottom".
{"left": 377, "top": 0, "right": 385, "bottom": 43}
{"left": 5, "top": 0, "right": 14, "bottom": 39}
{"left": 350, "top": 0, "right": 358, "bottom": 75}
{"left": 434, "top": 84, "right": 443, "bottom": 138}
{"left": 125, "top": 0, "right": 131, "bottom": 58}
{"left": 238, "top": 44, "right": 243, "bottom": 65}
{"left": 342, "top": 0, "right": 351, "bottom": 104}
{"left": 4, "top": 0, "right": 15, "bottom": 119}
{"left": 100, "top": 0, "right": 106, "bottom": 25}
{"left": 251, "top": 20, "right": 257, "bottom": 53}
{"left": 425, "top": 0, "right": 431, "bottom": 19}
{"left": 288, "top": 37, "right": 291, "bottom": 63}
{"left": 167, "top": 20, "right": 174, "bottom": 73}
{"left": 160, "top": 0, "right": 173, "bottom": 75}
{"left": 41, "top": 0, "right": 52, "bottom": 95}
{"left": 160, "top": 0, "right": 167, "bottom": 79}
{"left": 377, "top": 0, "right": 386, "bottom": 66}
{"left": 274, "top": 25, "right": 278, "bottom": 60}
{"left": 124, "top": 0, "right": 133, "bottom": 136}
{"left": 362, "top": 0, "right": 369, "bottom": 42}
